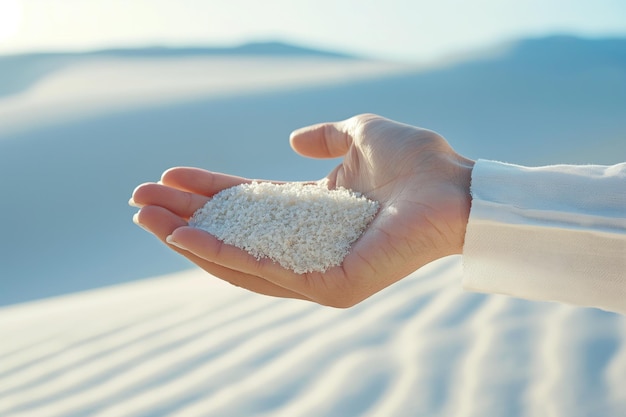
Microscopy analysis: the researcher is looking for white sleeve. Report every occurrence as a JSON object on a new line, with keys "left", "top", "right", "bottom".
{"left": 462, "top": 159, "right": 626, "bottom": 314}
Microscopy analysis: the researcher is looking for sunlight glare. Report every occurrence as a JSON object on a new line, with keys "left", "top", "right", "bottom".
{"left": 0, "top": 0, "right": 22, "bottom": 44}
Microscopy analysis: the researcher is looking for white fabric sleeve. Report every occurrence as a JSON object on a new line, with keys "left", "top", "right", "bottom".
{"left": 463, "top": 160, "right": 626, "bottom": 314}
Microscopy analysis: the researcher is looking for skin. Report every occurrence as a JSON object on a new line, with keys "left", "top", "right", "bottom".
{"left": 131, "top": 114, "right": 475, "bottom": 308}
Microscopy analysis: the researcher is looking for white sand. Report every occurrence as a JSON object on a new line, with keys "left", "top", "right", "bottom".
{"left": 1, "top": 259, "right": 625, "bottom": 417}
{"left": 189, "top": 182, "right": 379, "bottom": 273}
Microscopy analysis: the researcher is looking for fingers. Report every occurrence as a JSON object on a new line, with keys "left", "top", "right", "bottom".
{"left": 289, "top": 120, "right": 353, "bottom": 159}
{"left": 129, "top": 169, "right": 324, "bottom": 301}
{"left": 166, "top": 226, "right": 347, "bottom": 304}
{"left": 160, "top": 167, "right": 250, "bottom": 196}
{"left": 134, "top": 205, "right": 311, "bottom": 301}
{"left": 134, "top": 204, "right": 188, "bottom": 237}
{"left": 131, "top": 182, "right": 210, "bottom": 218}
{"left": 168, "top": 226, "right": 303, "bottom": 283}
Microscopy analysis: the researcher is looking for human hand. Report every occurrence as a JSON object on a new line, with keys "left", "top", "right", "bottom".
{"left": 130, "top": 114, "right": 474, "bottom": 307}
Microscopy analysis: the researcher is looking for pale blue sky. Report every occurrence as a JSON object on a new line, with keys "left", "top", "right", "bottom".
{"left": 1, "top": 0, "right": 625, "bottom": 61}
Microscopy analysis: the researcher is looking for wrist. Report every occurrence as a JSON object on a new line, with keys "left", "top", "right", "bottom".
{"left": 454, "top": 156, "right": 475, "bottom": 253}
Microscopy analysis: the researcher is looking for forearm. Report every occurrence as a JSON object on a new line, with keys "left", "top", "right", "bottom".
{"left": 463, "top": 160, "right": 626, "bottom": 314}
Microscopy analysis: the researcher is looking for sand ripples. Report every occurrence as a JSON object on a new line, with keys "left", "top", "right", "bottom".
{"left": 1, "top": 258, "right": 624, "bottom": 417}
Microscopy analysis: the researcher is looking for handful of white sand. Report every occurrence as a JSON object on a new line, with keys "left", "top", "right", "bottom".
{"left": 189, "top": 181, "right": 379, "bottom": 274}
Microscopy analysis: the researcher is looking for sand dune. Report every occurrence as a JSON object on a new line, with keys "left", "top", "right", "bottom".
{"left": 1, "top": 258, "right": 624, "bottom": 416}
{"left": 0, "top": 55, "right": 408, "bottom": 134}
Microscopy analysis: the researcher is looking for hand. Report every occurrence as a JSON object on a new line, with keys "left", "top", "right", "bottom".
{"left": 130, "top": 114, "right": 475, "bottom": 307}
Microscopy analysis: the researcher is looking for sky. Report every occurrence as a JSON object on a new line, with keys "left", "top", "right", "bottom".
{"left": 0, "top": 0, "right": 625, "bottom": 61}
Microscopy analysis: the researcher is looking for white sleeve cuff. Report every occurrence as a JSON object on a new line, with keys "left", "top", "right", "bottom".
{"left": 462, "top": 159, "right": 626, "bottom": 314}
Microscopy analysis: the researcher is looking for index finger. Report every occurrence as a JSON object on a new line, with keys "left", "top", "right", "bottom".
{"left": 160, "top": 167, "right": 251, "bottom": 196}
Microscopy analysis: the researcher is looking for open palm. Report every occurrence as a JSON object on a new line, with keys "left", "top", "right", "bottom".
{"left": 131, "top": 114, "right": 474, "bottom": 307}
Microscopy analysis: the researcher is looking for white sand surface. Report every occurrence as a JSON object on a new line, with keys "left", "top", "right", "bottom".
{"left": 1, "top": 258, "right": 625, "bottom": 417}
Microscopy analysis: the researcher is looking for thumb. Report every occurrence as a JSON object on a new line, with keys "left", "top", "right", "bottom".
{"left": 289, "top": 121, "right": 352, "bottom": 159}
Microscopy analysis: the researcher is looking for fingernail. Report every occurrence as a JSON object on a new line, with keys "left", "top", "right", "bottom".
{"left": 166, "top": 235, "right": 186, "bottom": 250}
{"left": 132, "top": 212, "right": 149, "bottom": 231}
{"left": 128, "top": 198, "right": 141, "bottom": 208}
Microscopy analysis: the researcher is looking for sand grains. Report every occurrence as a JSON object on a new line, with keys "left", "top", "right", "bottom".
{"left": 189, "top": 181, "right": 379, "bottom": 274}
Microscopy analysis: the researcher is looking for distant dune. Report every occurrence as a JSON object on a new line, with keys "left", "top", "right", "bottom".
{"left": 0, "top": 41, "right": 356, "bottom": 98}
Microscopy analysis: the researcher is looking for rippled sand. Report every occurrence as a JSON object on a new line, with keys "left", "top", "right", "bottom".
{"left": 1, "top": 257, "right": 624, "bottom": 417}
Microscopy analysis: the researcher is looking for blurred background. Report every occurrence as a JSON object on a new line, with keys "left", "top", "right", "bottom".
{"left": 1, "top": 0, "right": 624, "bottom": 306}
